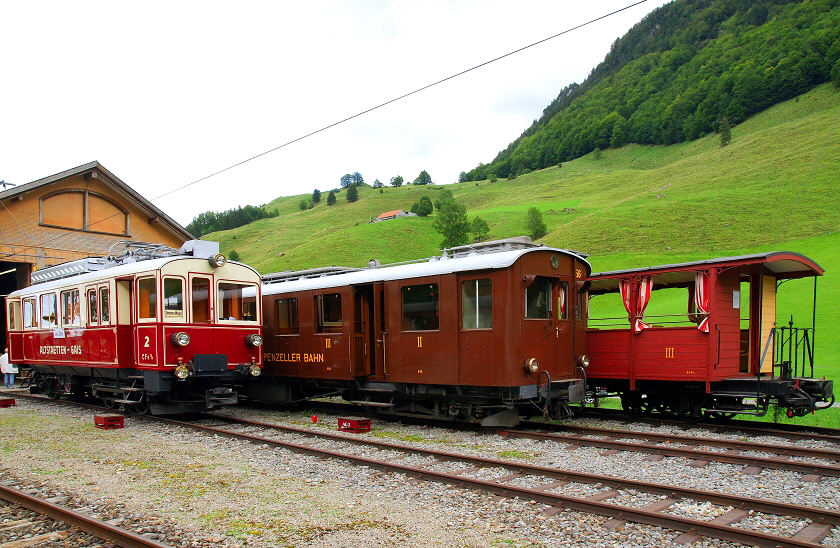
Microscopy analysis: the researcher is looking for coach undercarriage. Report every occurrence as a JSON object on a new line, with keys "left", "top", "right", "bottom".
{"left": 24, "top": 366, "right": 244, "bottom": 414}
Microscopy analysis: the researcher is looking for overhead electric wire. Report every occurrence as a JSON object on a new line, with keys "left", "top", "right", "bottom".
{"left": 1, "top": 0, "right": 651, "bottom": 262}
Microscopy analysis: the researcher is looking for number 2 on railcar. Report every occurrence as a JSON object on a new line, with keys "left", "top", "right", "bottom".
{"left": 5, "top": 240, "right": 264, "bottom": 414}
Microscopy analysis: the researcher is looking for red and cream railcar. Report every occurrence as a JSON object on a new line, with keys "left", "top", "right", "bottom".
{"left": 5, "top": 241, "right": 264, "bottom": 414}
{"left": 249, "top": 239, "right": 591, "bottom": 425}
{"left": 585, "top": 252, "right": 834, "bottom": 418}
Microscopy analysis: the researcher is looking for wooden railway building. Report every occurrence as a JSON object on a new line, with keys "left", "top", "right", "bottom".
{"left": 0, "top": 161, "right": 193, "bottom": 343}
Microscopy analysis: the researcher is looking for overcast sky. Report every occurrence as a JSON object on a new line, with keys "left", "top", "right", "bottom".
{"left": 2, "top": 0, "right": 671, "bottom": 227}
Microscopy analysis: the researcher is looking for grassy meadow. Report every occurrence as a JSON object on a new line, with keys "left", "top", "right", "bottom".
{"left": 205, "top": 84, "right": 840, "bottom": 398}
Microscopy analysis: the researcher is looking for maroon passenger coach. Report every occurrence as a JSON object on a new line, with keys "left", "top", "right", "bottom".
{"left": 585, "top": 252, "right": 834, "bottom": 419}
{"left": 247, "top": 238, "right": 592, "bottom": 426}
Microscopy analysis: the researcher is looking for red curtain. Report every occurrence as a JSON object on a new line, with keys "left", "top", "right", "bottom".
{"left": 620, "top": 277, "right": 652, "bottom": 333}
{"left": 695, "top": 272, "right": 710, "bottom": 332}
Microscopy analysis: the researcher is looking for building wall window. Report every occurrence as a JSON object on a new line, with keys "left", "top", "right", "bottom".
{"left": 40, "top": 189, "right": 128, "bottom": 235}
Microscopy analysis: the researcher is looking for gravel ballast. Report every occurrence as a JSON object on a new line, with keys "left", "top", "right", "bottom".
{"left": 0, "top": 398, "right": 837, "bottom": 547}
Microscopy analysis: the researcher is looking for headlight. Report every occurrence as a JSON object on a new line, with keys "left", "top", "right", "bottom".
{"left": 577, "top": 354, "right": 590, "bottom": 368}
{"left": 171, "top": 332, "right": 191, "bottom": 347}
{"left": 245, "top": 334, "right": 263, "bottom": 347}
{"left": 208, "top": 253, "right": 227, "bottom": 268}
{"left": 524, "top": 357, "right": 539, "bottom": 374}
{"left": 249, "top": 363, "right": 262, "bottom": 377}
{"left": 174, "top": 364, "right": 191, "bottom": 379}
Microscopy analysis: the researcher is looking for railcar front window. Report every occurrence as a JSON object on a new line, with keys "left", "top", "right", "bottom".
{"left": 402, "top": 284, "right": 439, "bottom": 331}
{"left": 462, "top": 279, "right": 492, "bottom": 329}
{"left": 61, "top": 289, "right": 81, "bottom": 326}
{"left": 138, "top": 277, "right": 157, "bottom": 320}
{"left": 163, "top": 278, "right": 184, "bottom": 319}
{"left": 192, "top": 278, "right": 210, "bottom": 322}
{"left": 219, "top": 282, "right": 258, "bottom": 322}
{"left": 23, "top": 298, "right": 37, "bottom": 329}
{"left": 525, "top": 278, "right": 552, "bottom": 319}
{"left": 316, "top": 294, "right": 342, "bottom": 333}
{"left": 276, "top": 298, "right": 299, "bottom": 335}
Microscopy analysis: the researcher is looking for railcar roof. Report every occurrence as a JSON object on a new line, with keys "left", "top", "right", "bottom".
{"left": 261, "top": 247, "right": 590, "bottom": 296}
{"left": 9, "top": 257, "right": 258, "bottom": 297}
{"left": 588, "top": 251, "right": 822, "bottom": 294}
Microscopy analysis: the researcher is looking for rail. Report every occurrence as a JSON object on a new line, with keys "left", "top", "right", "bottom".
{"left": 774, "top": 325, "right": 815, "bottom": 379}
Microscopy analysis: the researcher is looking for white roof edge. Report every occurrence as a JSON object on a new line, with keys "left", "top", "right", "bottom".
{"left": 262, "top": 247, "right": 590, "bottom": 296}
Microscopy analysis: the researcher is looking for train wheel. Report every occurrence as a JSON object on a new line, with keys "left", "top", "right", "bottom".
{"left": 102, "top": 397, "right": 116, "bottom": 409}
{"left": 45, "top": 380, "right": 61, "bottom": 400}
{"left": 132, "top": 398, "right": 151, "bottom": 415}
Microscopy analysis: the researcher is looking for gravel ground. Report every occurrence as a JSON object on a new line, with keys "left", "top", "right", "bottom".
{"left": 0, "top": 398, "right": 838, "bottom": 547}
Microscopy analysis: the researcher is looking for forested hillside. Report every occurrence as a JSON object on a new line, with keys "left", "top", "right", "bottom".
{"left": 462, "top": 0, "right": 840, "bottom": 180}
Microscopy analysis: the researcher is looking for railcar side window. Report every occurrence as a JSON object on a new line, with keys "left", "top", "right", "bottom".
{"left": 163, "top": 278, "right": 184, "bottom": 319}
{"left": 100, "top": 287, "right": 110, "bottom": 324}
{"left": 276, "top": 298, "right": 299, "bottom": 335}
{"left": 8, "top": 301, "right": 20, "bottom": 330}
{"left": 525, "top": 278, "right": 552, "bottom": 319}
{"left": 138, "top": 277, "right": 157, "bottom": 320}
{"left": 557, "top": 281, "right": 569, "bottom": 320}
{"left": 402, "top": 284, "right": 439, "bottom": 331}
{"left": 61, "top": 289, "right": 81, "bottom": 326}
{"left": 191, "top": 278, "right": 210, "bottom": 322}
{"left": 461, "top": 279, "right": 492, "bottom": 329}
{"left": 40, "top": 293, "right": 57, "bottom": 328}
{"left": 219, "top": 282, "right": 258, "bottom": 322}
{"left": 316, "top": 294, "right": 342, "bottom": 333}
{"left": 88, "top": 290, "right": 98, "bottom": 324}
{"left": 23, "top": 298, "right": 37, "bottom": 329}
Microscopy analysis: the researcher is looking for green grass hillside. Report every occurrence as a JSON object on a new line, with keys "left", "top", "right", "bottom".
{"left": 205, "top": 84, "right": 840, "bottom": 387}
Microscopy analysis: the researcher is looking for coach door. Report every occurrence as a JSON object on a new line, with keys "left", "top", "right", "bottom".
{"left": 521, "top": 277, "right": 573, "bottom": 381}
{"left": 351, "top": 285, "right": 375, "bottom": 377}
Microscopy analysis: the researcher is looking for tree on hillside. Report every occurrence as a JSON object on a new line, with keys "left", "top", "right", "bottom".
{"left": 346, "top": 184, "right": 359, "bottom": 202}
{"left": 340, "top": 174, "right": 353, "bottom": 188}
{"left": 434, "top": 188, "right": 454, "bottom": 211}
{"left": 471, "top": 217, "right": 490, "bottom": 242}
{"left": 372, "top": 178, "right": 384, "bottom": 188}
{"left": 413, "top": 170, "right": 433, "bottom": 185}
{"left": 312, "top": 189, "right": 321, "bottom": 203}
{"left": 390, "top": 175, "right": 404, "bottom": 187}
{"left": 186, "top": 205, "right": 279, "bottom": 237}
{"left": 327, "top": 190, "right": 337, "bottom": 205}
{"left": 351, "top": 172, "right": 364, "bottom": 185}
{"left": 718, "top": 116, "right": 732, "bottom": 147}
{"left": 433, "top": 199, "right": 470, "bottom": 248}
{"left": 525, "top": 207, "right": 547, "bottom": 240}
{"left": 410, "top": 196, "right": 434, "bottom": 217}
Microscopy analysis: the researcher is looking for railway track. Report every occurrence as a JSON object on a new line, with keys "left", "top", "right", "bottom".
{"left": 500, "top": 423, "right": 840, "bottom": 479}
{"left": 0, "top": 483, "right": 170, "bottom": 548}
{"left": 148, "top": 412, "right": 839, "bottom": 548}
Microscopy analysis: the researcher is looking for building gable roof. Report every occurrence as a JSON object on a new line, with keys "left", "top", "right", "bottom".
{"left": 0, "top": 161, "right": 193, "bottom": 241}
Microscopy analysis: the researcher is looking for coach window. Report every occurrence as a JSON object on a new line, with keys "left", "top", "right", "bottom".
{"left": 23, "top": 298, "right": 37, "bottom": 329}
{"left": 462, "top": 279, "right": 492, "bottom": 329}
{"left": 59, "top": 289, "right": 81, "bottom": 327}
{"left": 87, "top": 289, "right": 98, "bottom": 325}
{"left": 219, "top": 282, "right": 258, "bottom": 322}
{"left": 138, "top": 277, "right": 157, "bottom": 320}
{"left": 163, "top": 278, "right": 184, "bottom": 320}
{"left": 100, "top": 287, "right": 110, "bottom": 324}
{"left": 316, "top": 294, "right": 342, "bottom": 333}
{"left": 8, "top": 301, "right": 20, "bottom": 331}
{"left": 276, "top": 298, "right": 299, "bottom": 335}
{"left": 402, "top": 284, "right": 439, "bottom": 331}
{"left": 525, "top": 278, "right": 552, "bottom": 319}
{"left": 557, "top": 281, "right": 569, "bottom": 320}
{"left": 191, "top": 278, "right": 210, "bottom": 323}
{"left": 40, "top": 294, "right": 57, "bottom": 328}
